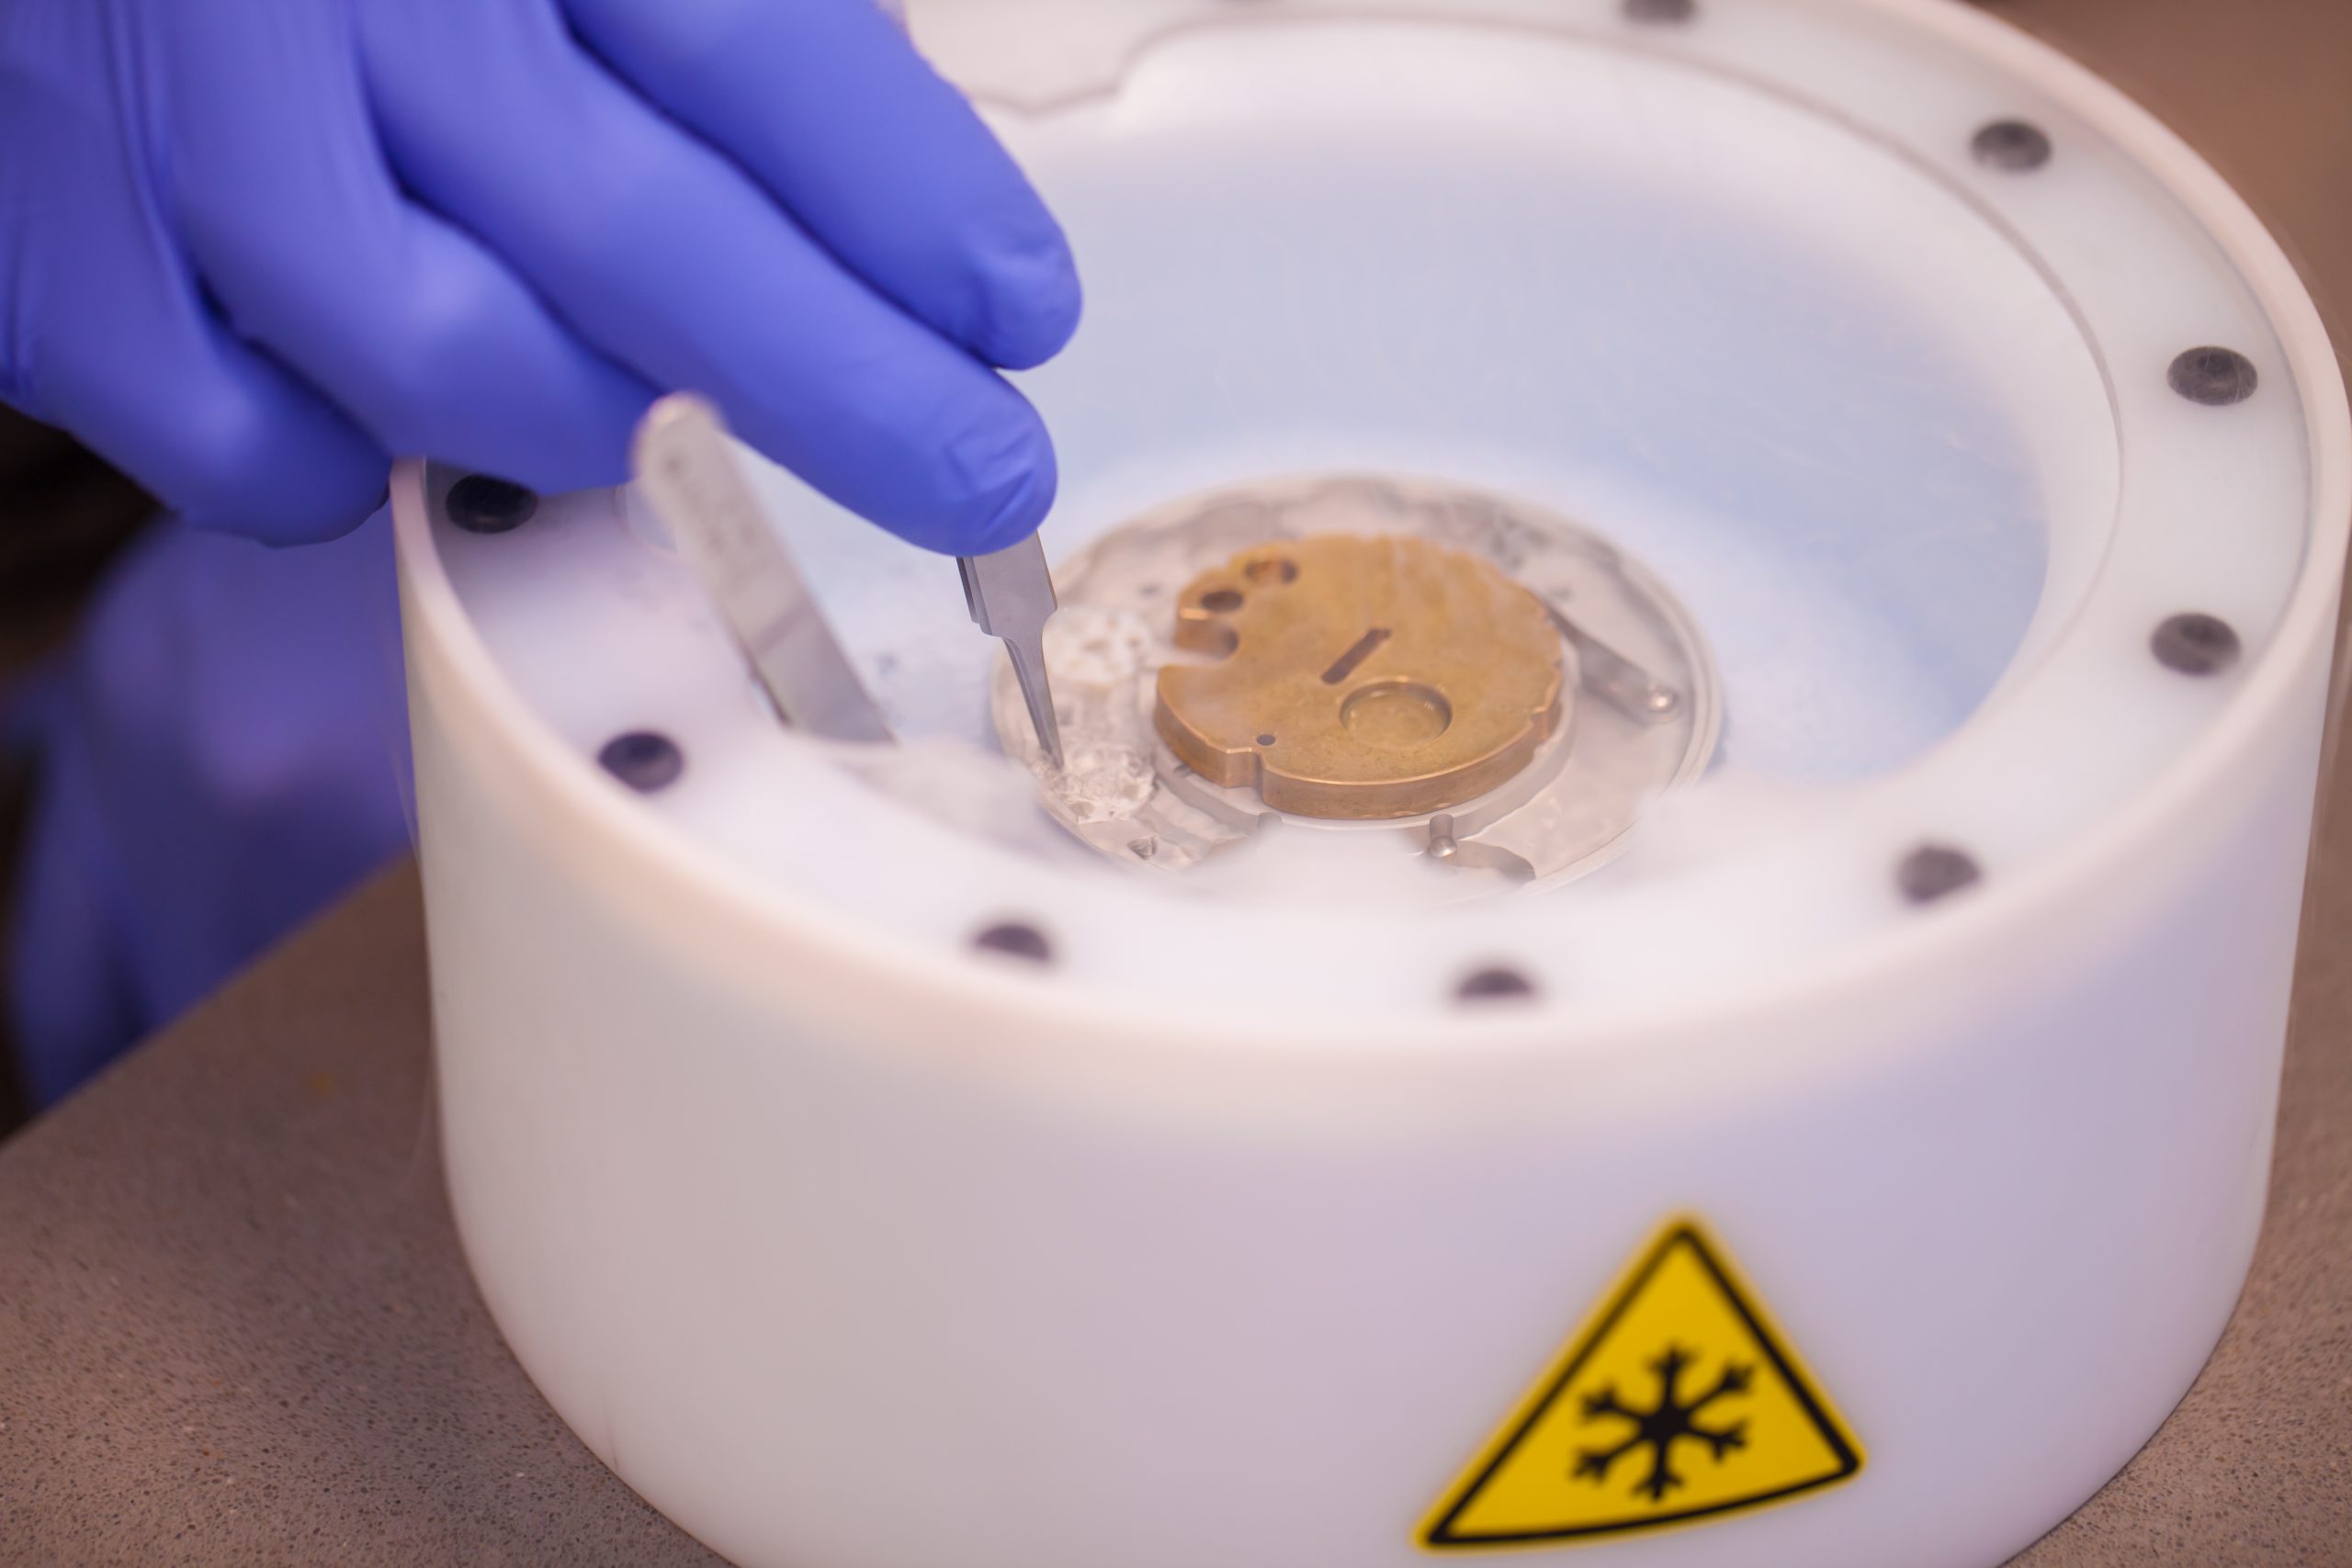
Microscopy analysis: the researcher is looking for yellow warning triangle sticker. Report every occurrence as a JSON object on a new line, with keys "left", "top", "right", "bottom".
{"left": 1420, "top": 1217, "right": 1863, "bottom": 1551}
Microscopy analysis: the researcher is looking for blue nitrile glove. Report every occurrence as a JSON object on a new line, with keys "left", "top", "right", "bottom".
{"left": 6, "top": 511, "right": 412, "bottom": 1107}
{"left": 0, "top": 0, "right": 1079, "bottom": 554}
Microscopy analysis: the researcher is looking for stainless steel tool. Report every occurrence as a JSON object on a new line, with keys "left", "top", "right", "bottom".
{"left": 630, "top": 393, "right": 895, "bottom": 745}
{"left": 960, "top": 536, "right": 1065, "bottom": 769}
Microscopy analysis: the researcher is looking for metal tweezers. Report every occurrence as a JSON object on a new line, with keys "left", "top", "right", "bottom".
{"left": 631, "top": 393, "right": 1064, "bottom": 765}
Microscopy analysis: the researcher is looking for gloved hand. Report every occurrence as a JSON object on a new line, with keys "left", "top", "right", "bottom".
{"left": 7, "top": 512, "right": 413, "bottom": 1106}
{"left": 0, "top": 0, "right": 1079, "bottom": 552}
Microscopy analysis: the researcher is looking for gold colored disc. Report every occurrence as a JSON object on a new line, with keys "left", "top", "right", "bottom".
{"left": 1154, "top": 534, "right": 1566, "bottom": 819}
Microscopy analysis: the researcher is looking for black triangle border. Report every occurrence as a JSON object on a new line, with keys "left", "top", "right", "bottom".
{"left": 1421, "top": 1220, "right": 1863, "bottom": 1549}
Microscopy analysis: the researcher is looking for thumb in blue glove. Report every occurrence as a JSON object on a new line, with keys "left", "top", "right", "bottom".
{"left": 0, "top": 0, "right": 1080, "bottom": 553}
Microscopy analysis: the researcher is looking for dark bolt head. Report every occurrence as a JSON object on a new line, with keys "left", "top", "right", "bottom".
{"left": 973, "top": 921, "right": 1054, "bottom": 964}
{"left": 598, "top": 730, "right": 684, "bottom": 793}
{"left": 1971, "top": 119, "right": 2052, "bottom": 171}
{"left": 1898, "top": 844, "right": 1982, "bottom": 905}
{"left": 1456, "top": 966, "right": 1539, "bottom": 1003}
{"left": 447, "top": 475, "right": 539, "bottom": 534}
{"left": 2152, "top": 613, "right": 2242, "bottom": 676}
{"left": 1623, "top": 0, "right": 1697, "bottom": 20}
{"left": 2168, "top": 346, "right": 2258, "bottom": 406}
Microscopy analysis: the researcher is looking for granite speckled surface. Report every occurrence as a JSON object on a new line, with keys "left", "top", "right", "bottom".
{"left": 0, "top": 863, "right": 703, "bottom": 1568}
{"left": 5, "top": 0, "right": 2352, "bottom": 1562}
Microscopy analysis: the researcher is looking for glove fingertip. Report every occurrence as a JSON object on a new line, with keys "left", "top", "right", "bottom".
{"left": 968, "top": 227, "right": 1084, "bottom": 372}
{"left": 964, "top": 446, "right": 1057, "bottom": 555}
{"left": 910, "top": 406, "right": 1058, "bottom": 557}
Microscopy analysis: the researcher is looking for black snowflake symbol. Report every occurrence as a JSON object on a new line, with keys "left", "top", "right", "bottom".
{"left": 1574, "top": 1344, "right": 1753, "bottom": 1502}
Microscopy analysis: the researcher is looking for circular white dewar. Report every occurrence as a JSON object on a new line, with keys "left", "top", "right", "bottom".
{"left": 392, "top": 2, "right": 2350, "bottom": 1564}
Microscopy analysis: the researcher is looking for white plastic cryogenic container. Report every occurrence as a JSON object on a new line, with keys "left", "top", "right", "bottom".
{"left": 393, "top": 2, "right": 2350, "bottom": 1564}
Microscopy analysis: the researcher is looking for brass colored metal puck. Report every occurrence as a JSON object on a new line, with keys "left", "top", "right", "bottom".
{"left": 1154, "top": 534, "right": 1566, "bottom": 818}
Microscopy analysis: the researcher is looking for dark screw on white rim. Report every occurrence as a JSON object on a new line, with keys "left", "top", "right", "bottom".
{"left": 1898, "top": 844, "right": 1982, "bottom": 905}
{"left": 973, "top": 921, "right": 1055, "bottom": 964}
{"left": 1971, "top": 118, "right": 2052, "bottom": 171}
{"left": 598, "top": 730, "right": 684, "bottom": 793}
{"left": 2168, "top": 346, "right": 2258, "bottom": 406}
{"left": 446, "top": 474, "right": 539, "bottom": 534}
{"left": 2152, "top": 613, "right": 2242, "bottom": 676}
{"left": 1456, "top": 965, "right": 1539, "bottom": 1003}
